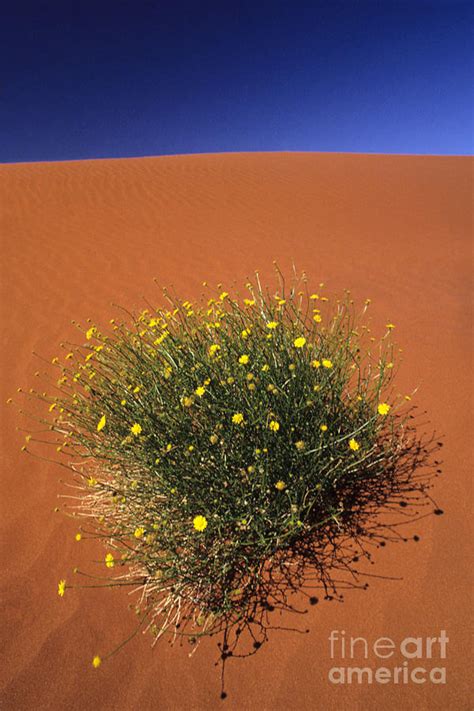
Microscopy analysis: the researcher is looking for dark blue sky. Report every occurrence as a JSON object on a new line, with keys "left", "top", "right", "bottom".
{"left": 1, "top": 1, "right": 472, "bottom": 163}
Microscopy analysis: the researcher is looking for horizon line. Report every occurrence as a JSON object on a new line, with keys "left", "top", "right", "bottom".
{"left": 1, "top": 148, "right": 473, "bottom": 168}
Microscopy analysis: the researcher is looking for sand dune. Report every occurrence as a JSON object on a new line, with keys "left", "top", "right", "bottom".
{"left": 0, "top": 152, "right": 472, "bottom": 710}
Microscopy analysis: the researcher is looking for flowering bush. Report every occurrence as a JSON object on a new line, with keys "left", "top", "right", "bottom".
{"left": 17, "top": 269, "right": 441, "bottom": 669}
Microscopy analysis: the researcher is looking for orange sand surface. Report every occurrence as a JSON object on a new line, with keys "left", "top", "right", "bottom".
{"left": 0, "top": 152, "right": 472, "bottom": 710}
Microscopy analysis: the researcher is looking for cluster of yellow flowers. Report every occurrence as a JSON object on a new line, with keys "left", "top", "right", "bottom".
{"left": 44, "top": 277, "right": 406, "bottom": 671}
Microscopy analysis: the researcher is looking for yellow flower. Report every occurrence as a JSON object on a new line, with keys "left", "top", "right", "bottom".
{"left": 320, "top": 424, "right": 328, "bottom": 432}
{"left": 269, "top": 420, "right": 280, "bottom": 432}
{"left": 86, "top": 327, "right": 95, "bottom": 340}
{"left": 244, "top": 298, "right": 255, "bottom": 307}
{"left": 210, "top": 434, "right": 219, "bottom": 444}
{"left": 193, "top": 515, "right": 208, "bottom": 532}
{"left": 120, "top": 399, "right": 126, "bottom": 406}
{"left": 195, "top": 386, "right": 206, "bottom": 397}
{"left": 57, "top": 579, "right": 66, "bottom": 597}
{"left": 154, "top": 332, "right": 168, "bottom": 346}
{"left": 349, "top": 438, "right": 360, "bottom": 451}
{"left": 232, "top": 413, "right": 245, "bottom": 425}
{"left": 266, "top": 321, "right": 278, "bottom": 330}
{"left": 219, "top": 291, "right": 229, "bottom": 300}
{"left": 404, "top": 394, "right": 412, "bottom": 401}
{"left": 295, "top": 440, "right": 305, "bottom": 450}
{"left": 311, "top": 360, "right": 321, "bottom": 369}
{"left": 386, "top": 323, "right": 395, "bottom": 330}
{"left": 377, "top": 403, "right": 391, "bottom": 416}
{"left": 105, "top": 553, "right": 115, "bottom": 568}
{"left": 49, "top": 403, "right": 57, "bottom": 412}
{"left": 310, "top": 293, "right": 319, "bottom": 300}
{"left": 275, "top": 480, "right": 286, "bottom": 491}
{"left": 87, "top": 477, "right": 97, "bottom": 487}
{"left": 209, "top": 344, "right": 220, "bottom": 356}
{"left": 181, "top": 396, "right": 193, "bottom": 407}
{"left": 97, "top": 415, "right": 106, "bottom": 432}
{"left": 92, "top": 656, "right": 102, "bottom": 669}
{"left": 293, "top": 336, "right": 306, "bottom": 348}
{"left": 75, "top": 533, "right": 82, "bottom": 542}
{"left": 134, "top": 527, "right": 145, "bottom": 539}
{"left": 131, "top": 423, "right": 142, "bottom": 436}
{"left": 133, "top": 385, "right": 141, "bottom": 394}
{"left": 322, "top": 359, "right": 333, "bottom": 369}
{"left": 241, "top": 328, "right": 251, "bottom": 339}
{"left": 238, "top": 354, "right": 249, "bottom": 364}
{"left": 313, "top": 314, "right": 322, "bottom": 323}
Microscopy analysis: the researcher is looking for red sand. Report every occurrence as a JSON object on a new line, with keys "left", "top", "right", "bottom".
{"left": 0, "top": 152, "right": 472, "bottom": 710}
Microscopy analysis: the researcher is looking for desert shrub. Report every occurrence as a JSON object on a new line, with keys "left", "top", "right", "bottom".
{"left": 17, "top": 269, "right": 440, "bottom": 668}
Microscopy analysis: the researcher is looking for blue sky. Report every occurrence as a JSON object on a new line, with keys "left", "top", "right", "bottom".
{"left": 1, "top": 0, "right": 472, "bottom": 162}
